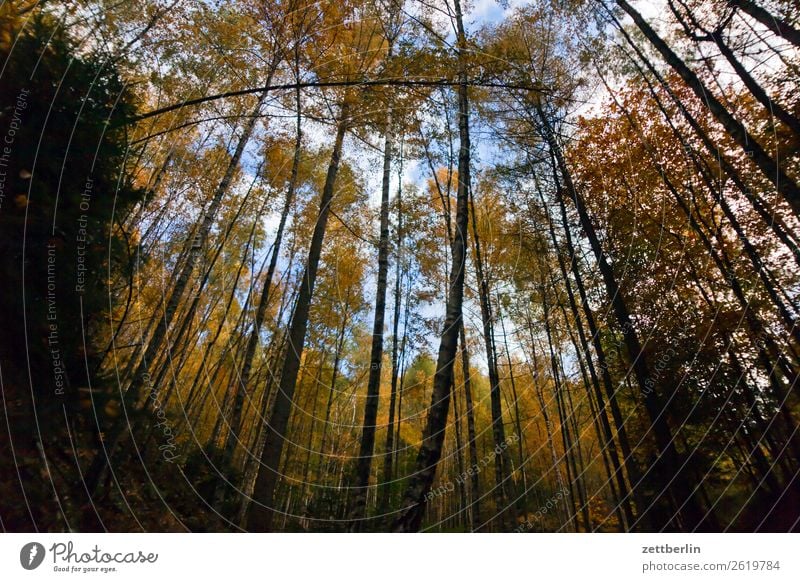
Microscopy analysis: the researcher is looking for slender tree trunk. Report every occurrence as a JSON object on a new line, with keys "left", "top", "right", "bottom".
{"left": 394, "top": 314, "right": 409, "bottom": 477}
{"left": 155, "top": 164, "right": 266, "bottom": 416}
{"left": 349, "top": 102, "right": 395, "bottom": 529}
{"left": 710, "top": 31, "right": 800, "bottom": 137}
{"left": 379, "top": 181, "right": 404, "bottom": 512}
{"left": 496, "top": 300, "right": 531, "bottom": 522}
{"left": 247, "top": 100, "right": 350, "bottom": 531}
{"left": 450, "top": 374, "right": 468, "bottom": 530}
{"left": 236, "top": 332, "right": 287, "bottom": 527}
{"left": 391, "top": 0, "right": 471, "bottom": 532}
{"left": 316, "top": 312, "right": 349, "bottom": 485}
{"left": 459, "top": 323, "right": 480, "bottom": 530}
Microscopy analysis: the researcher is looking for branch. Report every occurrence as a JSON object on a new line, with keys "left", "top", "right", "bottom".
{"left": 127, "top": 77, "right": 549, "bottom": 125}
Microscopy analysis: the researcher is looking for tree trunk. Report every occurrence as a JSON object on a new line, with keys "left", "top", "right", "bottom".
{"left": 391, "top": 0, "right": 471, "bottom": 532}
{"left": 379, "top": 178, "right": 404, "bottom": 512}
{"left": 221, "top": 82, "right": 303, "bottom": 470}
{"left": 349, "top": 103, "right": 394, "bottom": 529}
{"left": 247, "top": 99, "right": 350, "bottom": 531}
{"left": 728, "top": 0, "right": 800, "bottom": 47}
{"left": 459, "top": 323, "right": 481, "bottom": 530}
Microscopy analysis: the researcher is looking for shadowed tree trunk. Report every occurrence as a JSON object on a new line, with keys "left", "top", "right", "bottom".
{"left": 247, "top": 98, "right": 351, "bottom": 531}
{"left": 391, "top": 0, "right": 471, "bottom": 532}
{"left": 728, "top": 0, "right": 800, "bottom": 47}
{"left": 379, "top": 176, "right": 404, "bottom": 512}
{"left": 349, "top": 99, "right": 395, "bottom": 529}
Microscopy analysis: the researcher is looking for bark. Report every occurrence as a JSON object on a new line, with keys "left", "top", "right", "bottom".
{"left": 235, "top": 332, "right": 287, "bottom": 527}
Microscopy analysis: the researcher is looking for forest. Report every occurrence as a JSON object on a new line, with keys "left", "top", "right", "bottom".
{"left": 0, "top": 0, "right": 798, "bottom": 533}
